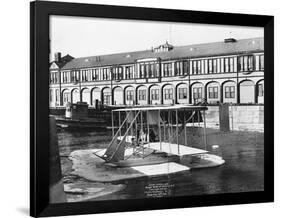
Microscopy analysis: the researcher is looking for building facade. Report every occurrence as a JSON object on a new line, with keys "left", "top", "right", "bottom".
{"left": 49, "top": 37, "right": 264, "bottom": 108}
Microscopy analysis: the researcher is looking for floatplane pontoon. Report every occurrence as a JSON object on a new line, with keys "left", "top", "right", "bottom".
{"left": 93, "top": 105, "right": 225, "bottom": 169}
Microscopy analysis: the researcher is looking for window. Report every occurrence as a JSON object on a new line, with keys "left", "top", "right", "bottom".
{"left": 138, "top": 90, "right": 146, "bottom": 101}
{"left": 112, "top": 68, "right": 116, "bottom": 80}
{"left": 103, "top": 91, "right": 111, "bottom": 105}
{"left": 197, "top": 60, "right": 201, "bottom": 74}
{"left": 190, "top": 60, "right": 203, "bottom": 75}
{"left": 233, "top": 57, "right": 238, "bottom": 72}
{"left": 88, "top": 70, "right": 92, "bottom": 81}
{"left": 225, "top": 86, "right": 235, "bottom": 98}
{"left": 201, "top": 60, "right": 205, "bottom": 74}
{"left": 55, "top": 89, "right": 60, "bottom": 102}
{"left": 178, "top": 88, "right": 187, "bottom": 99}
{"left": 82, "top": 70, "right": 85, "bottom": 81}
{"left": 229, "top": 58, "right": 234, "bottom": 72}
{"left": 55, "top": 72, "right": 59, "bottom": 83}
{"left": 217, "top": 59, "right": 221, "bottom": 73}
{"left": 208, "top": 60, "right": 213, "bottom": 73}
{"left": 225, "top": 58, "right": 229, "bottom": 73}
{"left": 208, "top": 87, "right": 218, "bottom": 99}
{"left": 125, "top": 66, "right": 134, "bottom": 79}
{"left": 239, "top": 55, "right": 254, "bottom": 72}
{"left": 150, "top": 64, "right": 155, "bottom": 77}
{"left": 258, "top": 83, "right": 264, "bottom": 97}
{"left": 180, "top": 61, "right": 189, "bottom": 75}
{"left": 102, "top": 68, "right": 110, "bottom": 80}
{"left": 50, "top": 72, "right": 54, "bottom": 84}
{"left": 220, "top": 57, "right": 235, "bottom": 73}
{"left": 213, "top": 59, "right": 217, "bottom": 73}
{"left": 175, "top": 62, "right": 182, "bottom": 76}
{"left": 70, "top": 71, "right": 74, "bottom": 82}
{"left": 140, "top": 64, "right": 146, "bottom": 78}
{"left": 193, "top": 87, "right": 202, "bottom": 100}
{"left": 92, "top": 69, "right": 99, "bottom": 81}
{"left": 112, "top": 66, "right": 123, "bottom": 80}
{"left": 146, "top": 64, "right": 151, "bottom": 77}
{"left": 260, "top": 55, "right": 264, "bottom": 70}
{"left": 81, "top": 70, "right": 88, "bottom": 82}
{"left": 61, "top": 72, "right": 66, "bottom": 83}
{"left": 243, "top": 56, "right": 248, "bottom": 71}
{"left": 248, "top": 56, "right": 254, "bottom": 71}
{"left": 75, "top": 70, "right": 80, "bottom": 82}
{"left": 163, "top": 63, "right": 173, "bottom": 77}
{"left": 139, "top": 62, "right": 159, "bottom": 78}
{"left": 155, "top": 63, "right": 160, "bottom": 77}
{"left": 126, "top": 90, "right": 134, "bottom": 101}
{"left": 255, "top": 54, "right": 264, "bottom": 71}
{"left": 151, "top": 89, "right": 159, "bottom": 100}
{"left": 193, "top": 61, "right": 197, "bottom": 74}
{"left": 49, "top": 89, "right": 53, "bottom": 102}
{"left": 220, "top": 58, "right": 224, "bottom": 72}
{"left": 63, "top": 92, "right": 70, "bottom": 104}
{"left": 164, "top": 88, "right": 173, "bottom": 100}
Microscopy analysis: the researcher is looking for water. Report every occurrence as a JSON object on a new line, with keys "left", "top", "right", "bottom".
{"left": 57, "top": 128, "right": 264, "bottom": 201}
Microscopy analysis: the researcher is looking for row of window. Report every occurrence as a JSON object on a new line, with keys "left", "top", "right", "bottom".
{"left": 239, "top": 55, "right": 264, "bottom": 72}
{"left": 139, "top": 62, "right": 160, "bottom": 78}
{"left": 191, "top": 57, "right": 237, "bottom": 75}
{"left": 111, "top": 66, "right": 135, "bottom": 80}
{"left": 50, "top": 84, "right": 264, "bottom": 103}
{"left": 50, "top": 54, "right": 264, "bottom": 84}
{"left": 126, "top": 86, "right": 257, "bottom": 102}
{"left": 125, "top": 86, "right": 230, "bottom": 101}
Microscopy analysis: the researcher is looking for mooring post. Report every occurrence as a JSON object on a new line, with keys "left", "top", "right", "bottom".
{"left": 111, "top": 110, "right": 114, "bottom": 138}
{"left": 119, "top": 111, "right": 121, "bottom": 137}
{"left": 141, "top": 110, "right": 143, "bottom": 152}
{"left": 147, "top": 111, "right": 150, "bottom": 148}
{"left": 184, "top": 110, "right": 187, "bottom": 147}
{"left": 168, "top": 110, "right": 171, "bottom": 150}
{"left": 203, "top": 110, "right": 207, "bottom": 151}
{"left": 158, "top": 109, "right": 162, "bottom": 151}
{"left": 219, "top": 103, "right": 230, "bottom": 132}
{"left": 176, "top": 109, "right": 179, "bottom": 155}
{"left": 49, "top": 116, "right": 66, "bottom": 203}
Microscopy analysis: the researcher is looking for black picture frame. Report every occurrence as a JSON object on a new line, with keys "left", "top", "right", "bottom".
{"left": 30, "top": 1, "right": 274, "bottom": 217}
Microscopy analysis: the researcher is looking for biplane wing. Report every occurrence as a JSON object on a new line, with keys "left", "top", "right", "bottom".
{"left": 144, "top": 142, "right": 208, "bottom": 156}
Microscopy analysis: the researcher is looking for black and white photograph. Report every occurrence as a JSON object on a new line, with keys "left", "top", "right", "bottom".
{"left": 48, "top": 15, "right": 265, "bottom": 203}
{"left": 0, "top": 0, "right": 279, "bottom": 217}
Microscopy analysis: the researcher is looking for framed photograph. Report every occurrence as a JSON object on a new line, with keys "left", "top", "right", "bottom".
{"left": 30, "top": 1, "right": 274, "bottom": 217}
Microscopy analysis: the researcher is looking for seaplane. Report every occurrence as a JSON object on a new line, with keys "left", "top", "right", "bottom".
{"left": 93, "top": 104, "right": 225, "bottom": 171}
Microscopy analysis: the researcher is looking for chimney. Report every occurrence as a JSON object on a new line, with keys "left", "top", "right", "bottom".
{"left": 224, "top": 38, "right": 237, "bottom": 43}
{"left": 54, "top": 52, "right": 62, "bottom": 62}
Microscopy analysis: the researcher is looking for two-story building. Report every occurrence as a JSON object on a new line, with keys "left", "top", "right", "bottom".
{"left": 49, "top": 37, "right": 264, "bottom": 108}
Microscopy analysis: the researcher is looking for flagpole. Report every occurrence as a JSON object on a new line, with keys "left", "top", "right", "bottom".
{"left": 79, "top": 70, "right": 82, "bottom": 102}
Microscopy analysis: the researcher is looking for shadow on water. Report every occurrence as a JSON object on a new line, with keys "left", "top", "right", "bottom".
{"left": 57, "top": 127, "right": 264, "bottom": 201}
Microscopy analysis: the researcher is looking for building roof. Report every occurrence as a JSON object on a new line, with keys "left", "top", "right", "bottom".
{"left": 50, "top": 54, "right": 74, "bottom": 69}
{"left": 61, "top": 37, "right": 263, "bottom": 70}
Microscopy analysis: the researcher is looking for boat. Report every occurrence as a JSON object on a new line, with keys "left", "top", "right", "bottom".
{"left": 93, "top": 104, "right": 225, "bottom": 169}
{"left": 55, "top": 102, "right": 108, "bottom": 130}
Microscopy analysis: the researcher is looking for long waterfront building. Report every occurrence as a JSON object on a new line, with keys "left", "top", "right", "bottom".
{"left": 49, "top": 37, "right": 264, "bottom": 108}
